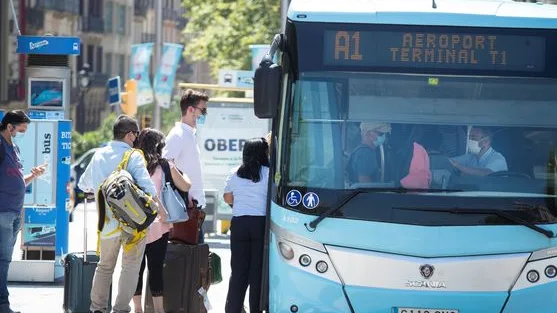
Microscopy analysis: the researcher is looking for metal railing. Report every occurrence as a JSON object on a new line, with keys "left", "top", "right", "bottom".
{"left": 26, "top": 7, "right": 45, "bottom": 30}
{"left": 89, "top": 72, "right": 109, "bottom": 87}
{"left": 163, "top": 8, "right": 181, "bottom": 21}
{"left": 141, "top": 33, "right": 156, "bottom": 43}
{"left": 81, "top": 16, "right": 105, "bottom": 34}
{"left": 134, "top": 0, "right": 149, "bottom": 16}
{"left": 36, "top": 0, "right": 79, "bottom": 15}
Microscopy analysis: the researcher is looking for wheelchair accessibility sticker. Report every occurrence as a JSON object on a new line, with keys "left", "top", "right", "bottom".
{"left": 303, "top": 192, "right": 319, "bottom": 210}
{"left": 286, "top": 190, "right": 302, "bottom": 207}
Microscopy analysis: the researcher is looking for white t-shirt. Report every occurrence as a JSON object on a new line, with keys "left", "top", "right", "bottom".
{"left": 224, "top": 166, "right": 269, "bottom": 217}
{"left": 162, "top": 122, "right": 206, "bottom": 207}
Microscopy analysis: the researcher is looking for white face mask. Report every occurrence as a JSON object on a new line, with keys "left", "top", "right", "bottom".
{"left": 468, "top": 139, "right": 482, "bottom": 154}
{"left": 13, "top": 132, "right": 25, "bottom": 145}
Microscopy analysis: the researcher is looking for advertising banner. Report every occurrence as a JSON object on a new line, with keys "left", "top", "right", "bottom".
{"left": 154, "top": 43, "right": 183, "bottom": 108}
{"left": 130, "top": 43, "right": 154, "bottom": 106}
{"left": 196, "top": 104, "right": 270, "bottom": 193}
{"left": 22, "top": 206, "right": 57, "bottom": 247}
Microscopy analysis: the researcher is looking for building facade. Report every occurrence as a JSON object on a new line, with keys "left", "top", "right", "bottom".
{"left": 0, "top": 0, "right": 192, "bottom": 132}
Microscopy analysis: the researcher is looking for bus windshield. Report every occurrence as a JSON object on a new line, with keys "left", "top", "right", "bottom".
{"left": 277, "top": 22, "right": 557, "bottom": 225}
{"left": 283, "top": 72, "right": 557, "bottom": 223}
{"left": 287, "top": 72, "right": 557, "bottom": 189}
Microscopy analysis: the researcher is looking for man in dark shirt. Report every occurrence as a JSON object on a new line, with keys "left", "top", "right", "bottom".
{"left": 0, "top": 110, "right": 46, "bottom": 313}
{"left": 347, "top": 122, "right": 391, "bottom": 184}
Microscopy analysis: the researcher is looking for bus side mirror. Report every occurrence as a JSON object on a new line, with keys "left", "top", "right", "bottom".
{"left": 254, "top": 60, "right": 282, "bottom": 118}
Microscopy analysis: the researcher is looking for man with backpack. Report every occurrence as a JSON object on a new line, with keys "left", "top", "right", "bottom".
{"left": 0, "top": 110, "right": 46, "bottom": 313}
{"left": 78, "top": 115, "right": 164, "bottom": 313}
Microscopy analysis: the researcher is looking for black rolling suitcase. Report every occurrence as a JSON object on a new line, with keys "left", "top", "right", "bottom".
{"left": 144, "top": 243, "right": 210, "bottom": 313}
{"left": 63, "top": 195, "right": 111, "bottom": 313}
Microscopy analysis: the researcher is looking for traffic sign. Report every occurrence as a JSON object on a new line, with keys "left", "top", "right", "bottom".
{"left": 218, "top": 69, "right": 255, "bottom": 88}
{"left": 16, "top": 36, "right": 81, "bottom": 55}
{"left": 107, "top": 76, "right": 121, "bottom": 106}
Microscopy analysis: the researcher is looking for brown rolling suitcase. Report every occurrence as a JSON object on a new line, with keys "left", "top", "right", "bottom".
{"left": 168, "top": 206, "right": 206, "bottom": 245}
{"left": 144, "top": 243, "right": 210, "bottom": 313}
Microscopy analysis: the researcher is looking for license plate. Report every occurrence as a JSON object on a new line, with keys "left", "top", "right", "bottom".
{"left": 396, "top": 308, "right": 459, "bottom": 313}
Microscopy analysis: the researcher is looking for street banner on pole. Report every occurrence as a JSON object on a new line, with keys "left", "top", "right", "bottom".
{"left": 130, "top": 43, "right": 154, "bottom": 106}
{"left": 154, "top": 43, "right": 183, "bottom": 109}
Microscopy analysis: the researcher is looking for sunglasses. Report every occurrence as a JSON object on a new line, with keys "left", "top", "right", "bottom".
{"left": 193, "top": 106, "right": 207, "bottom": 115}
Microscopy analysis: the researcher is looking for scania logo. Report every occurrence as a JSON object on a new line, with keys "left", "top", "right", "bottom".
{"left": 420, "top": 264, "right": 434, "bottom": 279}
{"left": 405, "top": 280, "right": 447, "bottom": 288}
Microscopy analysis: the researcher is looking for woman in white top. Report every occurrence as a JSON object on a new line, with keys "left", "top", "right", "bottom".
{"left": 223, "top": 137, "right": 269, "bottom": 313}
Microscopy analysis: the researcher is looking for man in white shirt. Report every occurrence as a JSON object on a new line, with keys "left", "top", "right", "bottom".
{"left": 78, "top": 115, "right": 163, "bottom": 313}
{"left": 163, "top": 89, "right": 209, "bottom": 241}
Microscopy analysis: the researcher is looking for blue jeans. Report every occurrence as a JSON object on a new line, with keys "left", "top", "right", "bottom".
{"left": 0, "top": 211, "right": 21, "bottom": 312}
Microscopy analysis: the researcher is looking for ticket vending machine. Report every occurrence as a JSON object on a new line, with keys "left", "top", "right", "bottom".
{"left": 7, "top": 35, "right": 79, "bottom": 283}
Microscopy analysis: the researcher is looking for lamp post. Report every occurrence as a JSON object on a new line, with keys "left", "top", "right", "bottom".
{"left": 77, "top": 63, "right": 90, "bottom": 133}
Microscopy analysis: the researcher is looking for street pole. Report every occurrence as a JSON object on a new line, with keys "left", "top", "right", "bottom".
{"left": 281, "top": 0, "right": 289, "bottom": 32}
{"left": 152, "top": 0, "right": 163, "bottom": 129}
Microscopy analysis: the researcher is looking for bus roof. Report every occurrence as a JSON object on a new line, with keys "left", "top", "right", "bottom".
{"left": 288, "top": 0, "right": 557, "bottom": 29}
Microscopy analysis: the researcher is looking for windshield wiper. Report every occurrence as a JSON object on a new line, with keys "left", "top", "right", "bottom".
{"left": 305, "top": 187, "right": 462, "bottom": 231}
{"left": 395, "top": 207, "right": 555, "bottom": 238}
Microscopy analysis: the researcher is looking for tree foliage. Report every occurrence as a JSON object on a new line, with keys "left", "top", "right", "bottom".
{"left": 181, "top": 0, "right": 281, "bottom": 78}
{"left": 72, "top": 113, "right": 117, "bottom": 160}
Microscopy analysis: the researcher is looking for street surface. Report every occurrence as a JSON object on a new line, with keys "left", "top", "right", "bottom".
{"left": 8, "top": 202, "right": 243, "bottom": 312}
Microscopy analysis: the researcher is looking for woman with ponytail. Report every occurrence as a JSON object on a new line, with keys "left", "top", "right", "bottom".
{"left": 132, "top": 128, "right": 191, "bottom": 313}
{"left": 223, "top": 137, "right": 270, "bottom": 313}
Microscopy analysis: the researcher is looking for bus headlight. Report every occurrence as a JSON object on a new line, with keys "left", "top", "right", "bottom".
{"left": 544, "top": 265, "right": 557, "bottom": 278}
{"left": 527, "top": 270, "right": 540, "bottom": 283}
{"left": 299, "top": 254, "right": 312, "bottom": 267}
{"left": 279, "top": 242, "right": 294, "bottom": 260}
{"left": 274, "top": 234, "right": 341, "bottom": 283}
{"left": 316, "top": 260, "right": 329, "bottom": 273}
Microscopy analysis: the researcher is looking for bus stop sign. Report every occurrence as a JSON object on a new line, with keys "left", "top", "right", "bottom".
{"left": 16, "top": 36, "right": 81, "bottom": 55}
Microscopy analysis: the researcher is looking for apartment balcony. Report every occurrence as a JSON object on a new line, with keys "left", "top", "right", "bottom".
{"left": 163, "top": 8, "right": 180, "bottom": 21}
{"left": 177, "top": 17, "right": 188, "bottom": 29}
{"left": 134, "top": 0, "right": 150, "bottom": 17}
{"left": 89, "top": 72, "right": 109, "bottom": 87}
{"left": 36, "top": 0, "right": 79, "bottom": 15}
{"left": 81, "top": 17, "right": 105, "bottom": 34}
{"left": 26, "top": 7, "right": 45, "bottom": 31}
{"left": 141, "top": 33, "right": 156, "bottom": 43}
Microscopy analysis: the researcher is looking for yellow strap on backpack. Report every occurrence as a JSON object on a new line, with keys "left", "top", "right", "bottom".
{"left": 118, "top": 149, "right": 147, "bottom": 171}
{"left": 95, "top": 148, "right": 148, "bottom": 255}
{"left": 122, "top": 229, "right": 147, "bottom": 253}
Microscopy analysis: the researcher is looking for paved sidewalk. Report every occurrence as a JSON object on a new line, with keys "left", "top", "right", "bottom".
{"left": 7, "top": 202, "right": 238, "bottom": 312}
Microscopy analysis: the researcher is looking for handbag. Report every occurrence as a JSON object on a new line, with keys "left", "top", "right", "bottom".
{"left": 160, "top": 160, "right": 189, "bottom": 223}
{"left": 208, "top": 252, "right": 222, "bottom": 284}
{"left": 169, "top": 199, "right": 206, "bottom": 245}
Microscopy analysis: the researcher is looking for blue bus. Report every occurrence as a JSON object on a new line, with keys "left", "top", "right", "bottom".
{"left": 254, "top": 0, "right": 557, "bottom": 312}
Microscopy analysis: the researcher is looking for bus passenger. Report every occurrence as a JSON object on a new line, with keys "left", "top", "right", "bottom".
{"left": 347, "top": 122, "right": 431, "bottom": 188}
{"left": 346, "top": 122, "right": 389, "bottom": 184}
{"left": 398, "top": 141, "right": 431, "bottom": 189}
{"left": 450, "top": 126, "right": 508, "bottom": 176}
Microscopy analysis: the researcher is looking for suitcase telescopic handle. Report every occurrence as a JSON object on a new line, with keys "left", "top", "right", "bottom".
{"left": 83, "top": 193, "right": 95, "bottom": 262}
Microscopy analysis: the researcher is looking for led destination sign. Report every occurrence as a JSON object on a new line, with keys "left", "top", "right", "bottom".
{"left": 324, "top": 30, "right": 545, "bottom": 72}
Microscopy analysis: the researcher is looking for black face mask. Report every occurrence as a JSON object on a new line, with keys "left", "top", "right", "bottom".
{"left": 132, "top": 131, "right": 140, "bottom": 148}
